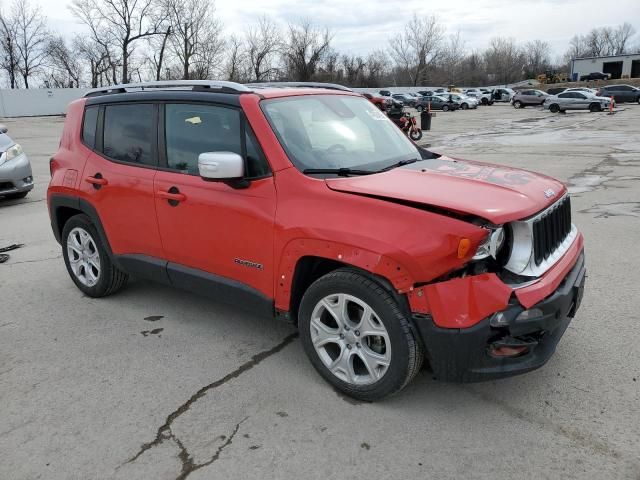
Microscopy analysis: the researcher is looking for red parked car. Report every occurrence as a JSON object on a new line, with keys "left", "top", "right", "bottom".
{"left": 48, "top": 81, "right": 585, "bottom": 401}
{"left": 362, "top": 92, "right": 390, "bottom": 111}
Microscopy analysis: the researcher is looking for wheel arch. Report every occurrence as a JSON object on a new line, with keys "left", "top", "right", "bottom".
{"left": 276, "top": 239, "right": 416, "bottom": 323}
{"left": 49, "top": 194, "right": 113, "bottom": 256}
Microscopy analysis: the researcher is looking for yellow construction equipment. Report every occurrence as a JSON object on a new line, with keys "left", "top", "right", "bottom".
{"left": 537, "top": 71, "right": 569, "bottom": 84}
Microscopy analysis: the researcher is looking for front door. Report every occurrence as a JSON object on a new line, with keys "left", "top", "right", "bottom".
{"left": 153, "top": 102, "right": 276, "bottom": 301}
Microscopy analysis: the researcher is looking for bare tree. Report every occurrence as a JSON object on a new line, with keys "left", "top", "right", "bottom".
{"left": 341, "top": 54, "right": 365, "bottom": 86}
{"left": 284, "top": 20, "right": 331, "bottom": 81}
{"left": 389, "top": 14, "right": 445, "bottom": 85}
{"left": 609, "top": 23, "right": 636, "bottom": 54}
{"left": 45, "top": 35, "right": 82, "bottom": 87}
{"left": 11, "top": 0, "right": 50, "bottom": 88}
{"left": 585, "top": 28, "right": 608, "bottom": 57}
{"left": 223, "top": 35, "right": 246, "bottom": 82}
{"left": 0, "top": 9, "right": 19, "bottom": 88}
{"left": 484, "top": 37, "right": 525, "bottom": 85}
{"left": 162, "top": 0, "right": 223, "bottom": 80}
{"left": 523, "top": 39, "right": 551, "bottom": 76}
{"left": 72, "top": 35, "right": 113, "bottom": 87}
{"left": 363, "top": 49, "right": 390, "bottom": 87}
{"left": 441, "top": 32, "right": 466, "bottom": 84}
{"left": 70, "top": 0, "right": 163, "bottom": 84}
{"left": 245, "top": 16, "right": 281, "bottom": 81}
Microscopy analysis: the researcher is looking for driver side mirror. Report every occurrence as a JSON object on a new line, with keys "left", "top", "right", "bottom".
{"left": 198, "top": 152, "right": 244, "bottom": 180}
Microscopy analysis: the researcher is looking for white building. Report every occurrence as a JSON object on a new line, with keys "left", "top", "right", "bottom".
{"left": 570, "top": 53, "right": 640, "bottom": 81}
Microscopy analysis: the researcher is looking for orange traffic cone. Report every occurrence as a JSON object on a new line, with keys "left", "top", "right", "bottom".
{"left": 608, "top": 96, "right": 615, "bottom": 115}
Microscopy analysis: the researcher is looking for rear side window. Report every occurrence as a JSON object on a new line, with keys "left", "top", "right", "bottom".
{"left": 82, "top": 106, "right": 98, "bottom": 148}
{"left": 103, "top": 104, "right": 154, "bottom": 166}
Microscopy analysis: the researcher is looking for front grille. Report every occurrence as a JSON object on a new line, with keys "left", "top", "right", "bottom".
{"left": 533, "top": 196, "right": 572, "bottom": 265}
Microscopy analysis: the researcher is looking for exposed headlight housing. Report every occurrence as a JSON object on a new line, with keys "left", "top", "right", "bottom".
{"left": 0, "top": 143, "right": 23, "bottom": 166}
{"left": 473, "top": 226, "right": 505, "bottom": 260}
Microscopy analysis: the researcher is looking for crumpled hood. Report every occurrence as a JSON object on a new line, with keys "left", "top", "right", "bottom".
{"left": 325, "top": 156, "right": 566, "bottom": 224}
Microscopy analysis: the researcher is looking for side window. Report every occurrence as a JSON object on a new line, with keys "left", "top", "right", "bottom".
{"left": 558, "top": 93, "right": 570, "bottom": 98}
{"left": 103, "top": 104, "right": 154, "bottom": 166}
{"left": 82, "top": 106, "right": 99, "bottom": 149}
{"left": 164, "top": 103, "right": 241, "bottom": 175}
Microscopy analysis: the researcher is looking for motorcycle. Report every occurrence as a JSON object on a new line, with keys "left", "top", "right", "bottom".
{"left": 390, "top": 110, "right": 423, "bottom": 141}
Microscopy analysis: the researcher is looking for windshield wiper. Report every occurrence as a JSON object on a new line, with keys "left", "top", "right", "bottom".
{"left": 302, "top": 168, "right": 377, "bottom": 176}
{"left": 375, "top": 158, "right": 420, "bottom": 173}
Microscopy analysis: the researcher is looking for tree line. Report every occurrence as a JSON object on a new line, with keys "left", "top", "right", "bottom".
{"left": 0, "top": 0, "right": 638, "bottom": 89}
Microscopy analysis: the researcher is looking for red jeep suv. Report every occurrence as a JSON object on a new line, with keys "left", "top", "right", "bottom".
{"left": 48, "top": 81, "right": 586, "bottom": 401}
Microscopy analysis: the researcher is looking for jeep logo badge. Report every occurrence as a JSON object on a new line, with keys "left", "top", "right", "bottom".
{"left": 544, "top": 188, "right": 555, "bottom": 198}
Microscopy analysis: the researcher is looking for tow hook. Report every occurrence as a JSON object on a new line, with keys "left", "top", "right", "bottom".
{"left": 489, "top": 336, "right": 539, "bottom": 358}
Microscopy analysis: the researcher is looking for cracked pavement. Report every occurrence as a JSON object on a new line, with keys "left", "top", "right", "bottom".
{"left": 1, "top": 107, "right": 639, "bottom": 479}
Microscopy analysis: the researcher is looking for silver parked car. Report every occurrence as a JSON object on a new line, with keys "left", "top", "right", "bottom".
{"left": 0, "top": 125, "right": 33, "bottom": 199}
{"left": 543, "top": 91, "right": 611, "bottom": 113}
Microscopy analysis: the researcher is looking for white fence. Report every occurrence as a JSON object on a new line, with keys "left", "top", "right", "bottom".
{"left": 0, "top": 88, "right": 88, "bottom": 117}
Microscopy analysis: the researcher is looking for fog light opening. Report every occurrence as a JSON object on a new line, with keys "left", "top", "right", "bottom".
{"left": 489, "top": 345, "right": 529, "bottom": 358}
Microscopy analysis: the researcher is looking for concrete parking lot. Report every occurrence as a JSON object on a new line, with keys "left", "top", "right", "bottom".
{"left": 1, "top": 104, "right": 639, "bottom": 479}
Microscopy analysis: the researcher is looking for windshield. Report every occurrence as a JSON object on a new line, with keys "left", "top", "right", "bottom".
{"left": 262, "top": 95, "right": 419, "bottom": 174}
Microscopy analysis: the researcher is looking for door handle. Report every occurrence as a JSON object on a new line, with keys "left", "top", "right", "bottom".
{"left": 157, "top": 186, "right": 186, "bottom": 206}
{"left": 85, "top": 173, "right": 108, "bottom": 189}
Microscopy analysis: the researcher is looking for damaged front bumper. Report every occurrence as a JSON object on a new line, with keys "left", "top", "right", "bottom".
{"left": 407, "top": 236, "right": 586, "bottom": 382}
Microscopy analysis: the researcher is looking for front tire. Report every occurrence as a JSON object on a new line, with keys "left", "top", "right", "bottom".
{"left": 62, "top": 214, "right": 128, "bottom": 297}
{"left": 461, "top": 103, "right": 468, "bottom": 110}
{"left": 299, "top": 269, "right": 423, "bottom": 401}
{"left": 589, "top": 103, "right": 601, "bottom": 112}
{"left": 549, "top": 104, "right": 560, "bottom": 113}
{"left": 513, "top": 100, "right": 522, "bottom": 109}
{"left": 409, "top": 129, "right": 423, "bottom": 141}
{"left": 416, "top": 105, "right": 423, "bottom": 112}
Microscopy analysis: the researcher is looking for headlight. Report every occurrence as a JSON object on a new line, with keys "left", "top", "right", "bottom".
{"left": 0, "top": 143, "right": 23, "bottom": 166}
{"left": 473, "top": 227, "right": 505, "bottom": 260}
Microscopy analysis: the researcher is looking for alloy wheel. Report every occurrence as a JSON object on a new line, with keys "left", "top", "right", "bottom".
{"left": 66, "top": 227, "right": 101, "bottom": 287}
{"left": 309, "top": 293, "right": 391, "bottom": 385}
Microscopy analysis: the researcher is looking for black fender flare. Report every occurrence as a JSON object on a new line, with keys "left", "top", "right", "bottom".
{"left": 48, "top": 194, "right": 113, "bottom": 256}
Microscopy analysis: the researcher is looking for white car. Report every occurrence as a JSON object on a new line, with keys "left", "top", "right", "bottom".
{"left": 464, "top": 88, "right": 494, "bottom": 105}
{"left": 492, "top": 88, "right": 516, "bottom": 102}
{"left": 439, "top": 93, "right": 479, "bottom": 109}
{"left": 543, "top": 91, "right": 611, "bottom": 113}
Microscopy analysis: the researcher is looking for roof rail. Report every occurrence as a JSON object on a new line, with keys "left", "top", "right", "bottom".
{"left": 84, "top": 80, "right": 252, "bottom": 97}
{"left": 247, "top": 82, "right": 353, "bottom": 92}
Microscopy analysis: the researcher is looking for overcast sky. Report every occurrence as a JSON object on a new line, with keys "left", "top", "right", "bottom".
{"left": 37, "top": 0, "right": 640, "bottom": 59}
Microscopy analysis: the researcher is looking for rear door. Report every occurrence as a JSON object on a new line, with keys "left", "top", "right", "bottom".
{"left": 153, "top": 102, "right": 276, "bottom": 301}
{"left": 79, "top": 102, "right": 163, "bottom": 258}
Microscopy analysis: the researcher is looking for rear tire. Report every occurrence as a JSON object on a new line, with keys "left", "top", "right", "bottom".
{"left": 61, "top": 214, "right": 128, "bottom": 297}
{"left": 461, "top": 103, "right": 468, "bottom": 110}
{"left": 549, "top": 104, "right": 560, "bottom": 113}
{"left": 481, "top": 98, "right": 488, "bottom": 105}
{"left": 416, "top": 105, "right": 423, "bottom": 112}
{"left": 299, "top": 269, "right": 423, "bottom": 401}
{"left": 442, "top": 104, "right": 449, "bottom": 112}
